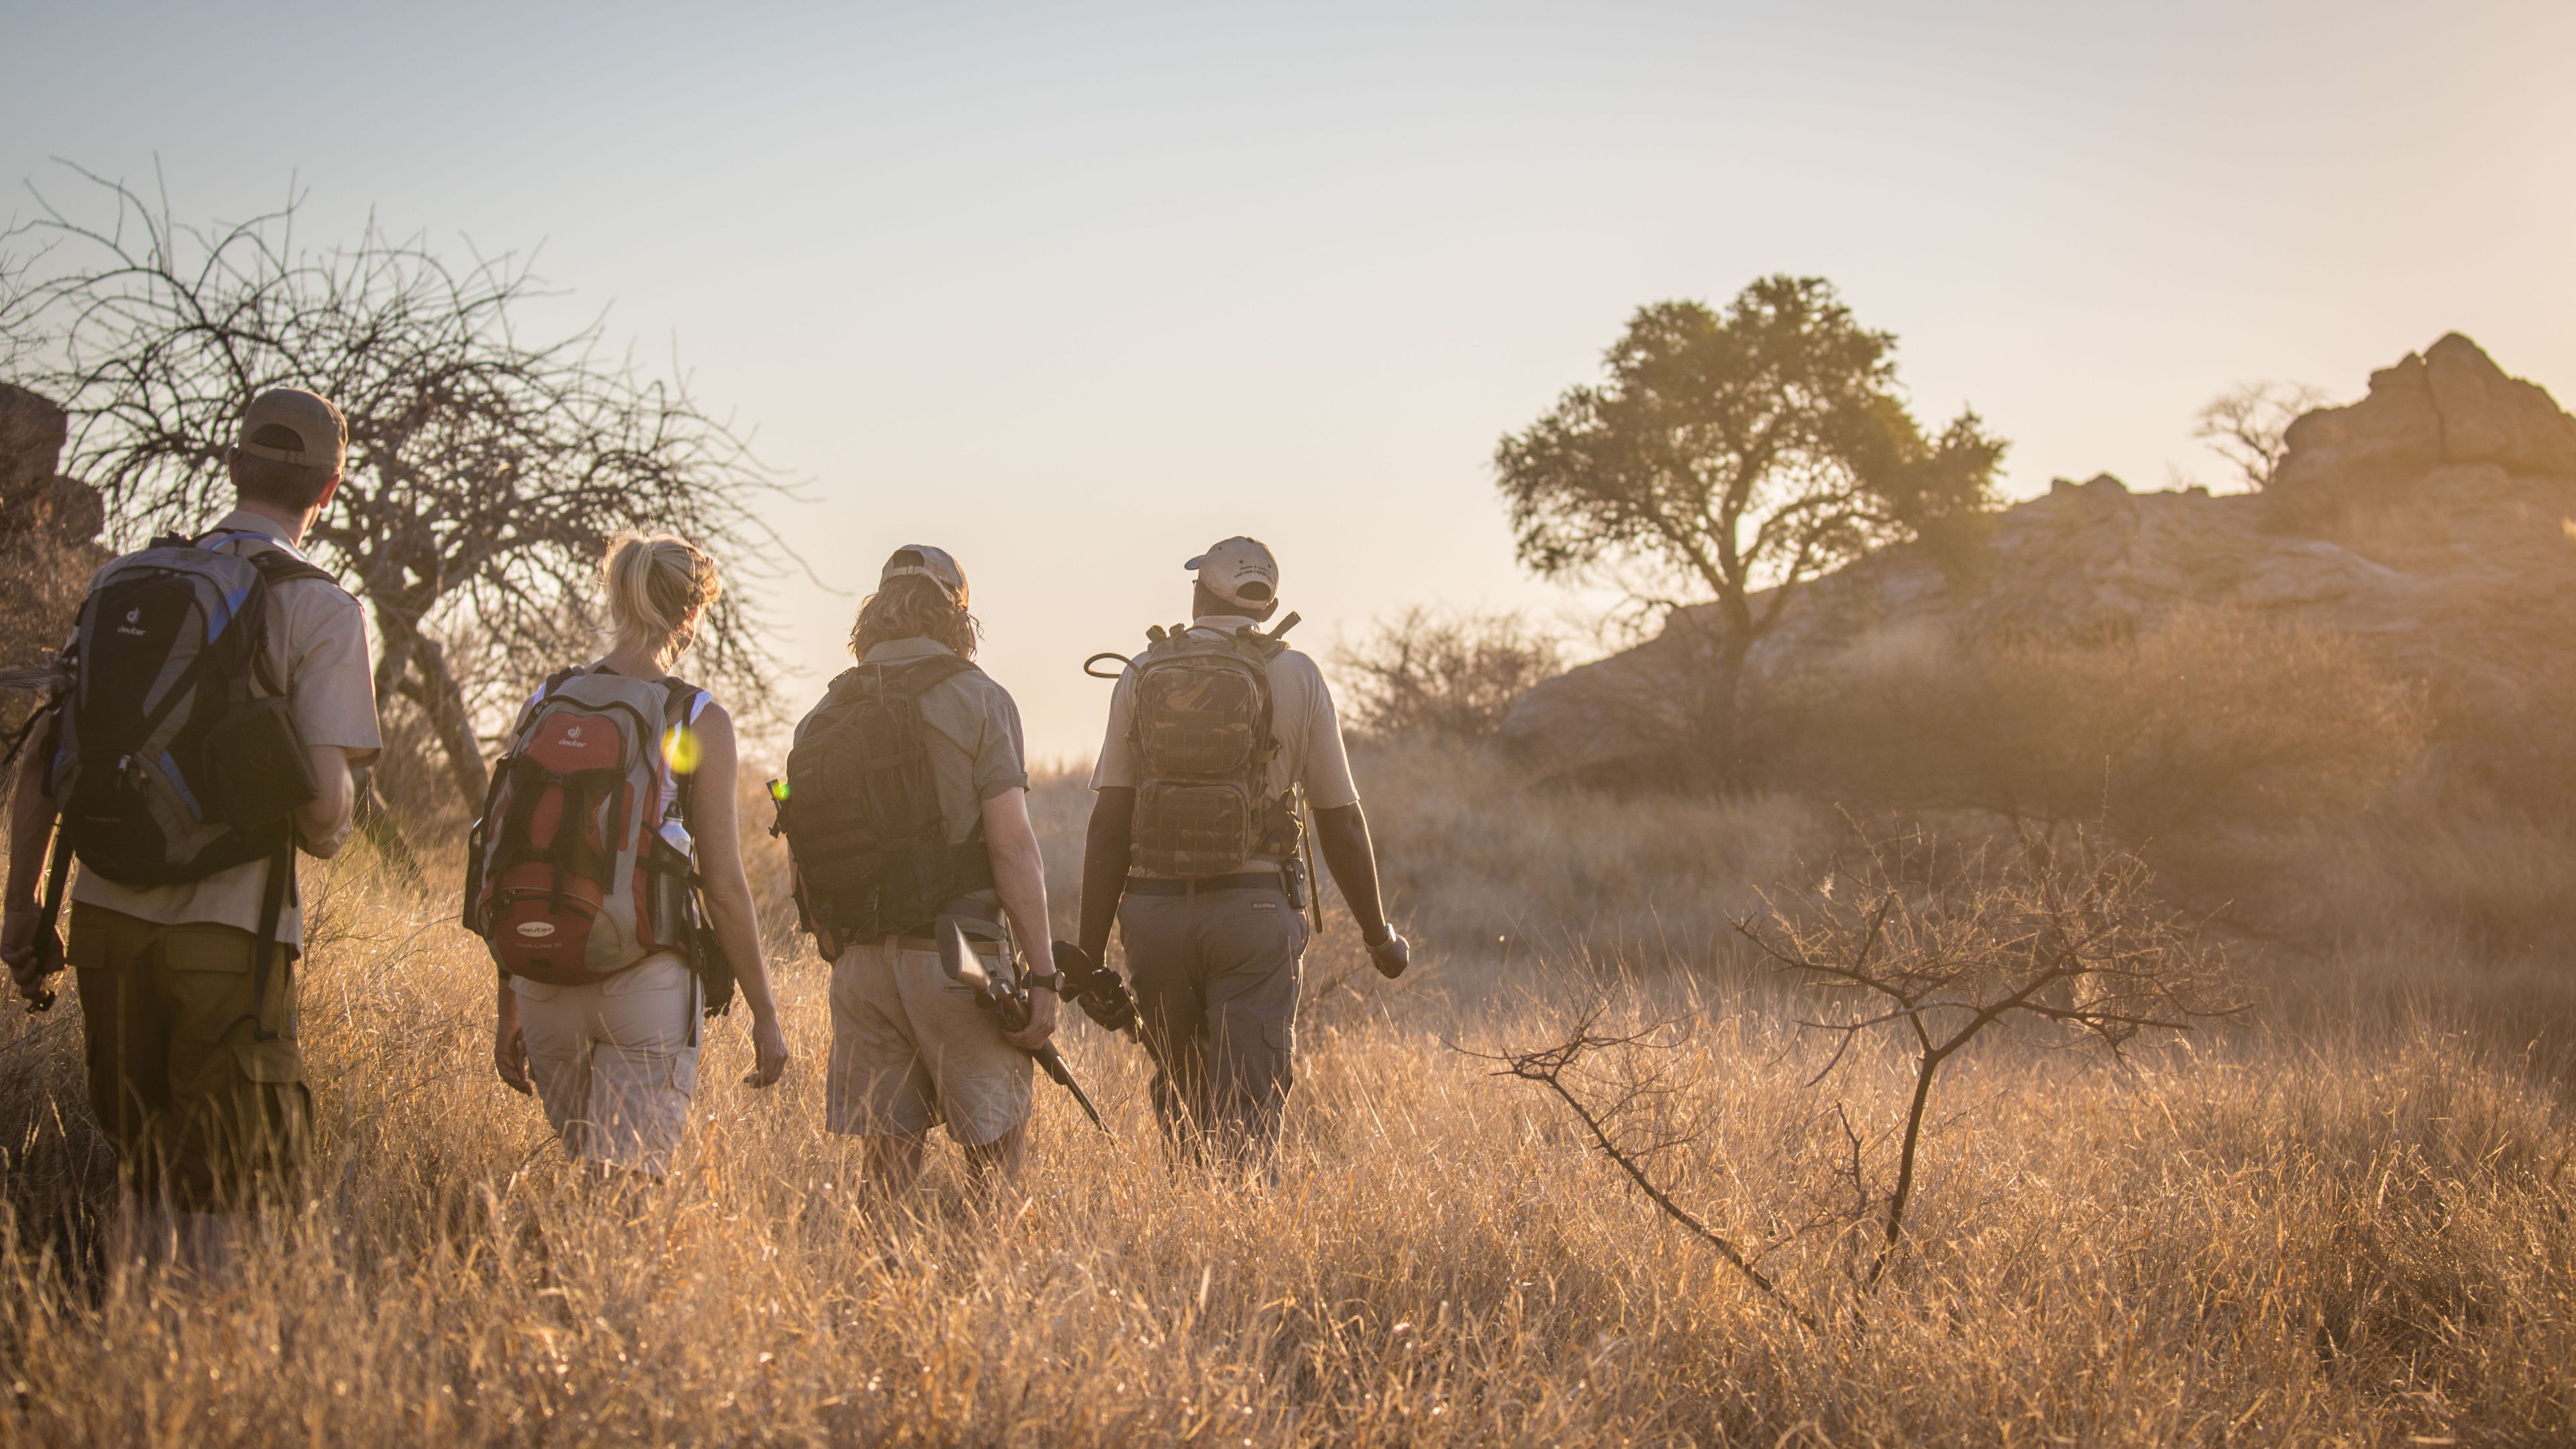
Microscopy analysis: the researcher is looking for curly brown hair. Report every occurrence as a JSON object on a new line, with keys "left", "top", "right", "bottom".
{"left": 849, "top": 574, "right": 980, "bottom": 660}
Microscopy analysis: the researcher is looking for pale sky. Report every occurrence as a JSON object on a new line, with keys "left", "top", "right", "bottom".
{"left": 6, "top": 1, "right": 2571, "bottom": 758}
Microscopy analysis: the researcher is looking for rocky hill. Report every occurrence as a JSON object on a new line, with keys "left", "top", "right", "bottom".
{"left": 1502, "top": 334, "right": 2576, "bottom": 783}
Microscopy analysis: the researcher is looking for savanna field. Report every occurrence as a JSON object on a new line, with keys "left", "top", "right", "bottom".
{"left": 1, "top": 742, "right": 2571, "bottom": 1448}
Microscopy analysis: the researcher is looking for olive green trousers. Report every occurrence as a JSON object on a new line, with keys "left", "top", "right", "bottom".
{"left": 66, "top": 903, "right": 309, "bottom": 1212}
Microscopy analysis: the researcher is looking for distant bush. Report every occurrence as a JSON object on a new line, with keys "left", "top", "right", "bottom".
{"left": 1772, "top": 607, "right": 2426, "bottom": 843}
{"left": 1334, "top": 606, "right": 1565, "bottom": 743}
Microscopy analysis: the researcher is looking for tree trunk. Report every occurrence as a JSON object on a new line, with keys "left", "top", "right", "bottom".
{"left": 376, "top": 604, "right": 490, "bottom": 808}
{"left": 1673, "top": 606, "right": 1757, "bottom": 792}
{"left": 407, "top": 633, "right": 490, "bottom": 806}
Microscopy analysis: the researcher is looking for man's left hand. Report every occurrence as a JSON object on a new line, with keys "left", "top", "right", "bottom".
{"left": 1364, "top": 926, "right": 1412, "bottom": 980}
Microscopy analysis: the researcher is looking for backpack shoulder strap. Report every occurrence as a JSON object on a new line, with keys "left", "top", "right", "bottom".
{"left": 900, "top": 654, "right": 979, "bottom": 692}
{"left": 241, "top": 548, "right": 339, "bottom": 590}
{"left": 500, "top": 665, "right": 589, "bottom": 744}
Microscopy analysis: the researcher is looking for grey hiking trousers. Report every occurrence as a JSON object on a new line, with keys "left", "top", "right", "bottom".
{"left": 1118, "top": 879, "right": 1308, "bottom": 1157}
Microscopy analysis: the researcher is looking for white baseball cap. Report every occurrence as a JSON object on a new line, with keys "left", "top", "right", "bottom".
{"left": 1186, "top": 536, "right": 1278, "bottom": 609}
{"left": 882, "top": 543, "right": 967, "bottom": 602}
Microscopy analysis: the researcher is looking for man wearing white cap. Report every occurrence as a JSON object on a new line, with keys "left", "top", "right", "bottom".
{"left": 1067, "top": 535, "right": 1406, "bottom": 1159}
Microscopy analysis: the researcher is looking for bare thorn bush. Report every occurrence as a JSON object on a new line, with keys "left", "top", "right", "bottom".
{"left": 1739, "top": 822, "right": 2239, "bottom": 1285}
{"left": 2195, "top": 380, "right": 2335, "bottom": 492}
{"left": 1334, "top": 606, "right": 1565, "bottom": 743}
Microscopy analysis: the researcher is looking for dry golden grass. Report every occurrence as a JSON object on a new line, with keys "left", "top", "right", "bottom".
{"left": 0, "top": 755, "right": 2571, "bottom": 1446}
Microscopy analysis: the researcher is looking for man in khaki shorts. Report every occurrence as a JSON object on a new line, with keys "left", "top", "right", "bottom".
{"left": 3, "top": 388, "right": 380, "bottom": 1263}
{"left": 1067, "top": 536, "right": 1407, "bottom": 1160}
{"left": 786, "top": 545, "right": 1059, "bottom": 1193}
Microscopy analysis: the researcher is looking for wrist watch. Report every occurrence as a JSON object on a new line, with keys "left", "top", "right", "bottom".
{"left": 1024, "top": 969, "right": 1063, "bottom": 994}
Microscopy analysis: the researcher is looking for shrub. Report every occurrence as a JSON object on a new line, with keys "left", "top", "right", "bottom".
{"left": 1772, "top": 607, "right": 2426, "bottom": 844}
{"left": 1333, "top": 606, "right": 1564, "bottom": 743}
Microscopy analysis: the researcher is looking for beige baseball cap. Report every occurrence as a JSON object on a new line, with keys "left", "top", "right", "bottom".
{"left": 236, "top": 388, "right": 347, "bottom": 471}
{"left": 1187, "top": 535, "right": 1279, "bottom": 609}
{"left": 882, "top": 543, "right": 968, "bottom": 603}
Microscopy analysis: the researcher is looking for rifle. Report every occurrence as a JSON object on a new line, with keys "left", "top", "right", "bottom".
{"left": 6, "top": 706, "right": 66, "bottom": 1015}
{"left": 936, "top": 915, "right": 1112, "bottom": 1134}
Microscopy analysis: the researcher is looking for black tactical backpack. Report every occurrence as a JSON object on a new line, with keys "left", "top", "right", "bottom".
{"left": 777, "top": 655, "right": 993, "bottom": 944}
{"left": 1126, "top": 621, "right": 1299, "bottom": 877}
{"left": 42, "top": 529, "right": 339, "bottom": 1036}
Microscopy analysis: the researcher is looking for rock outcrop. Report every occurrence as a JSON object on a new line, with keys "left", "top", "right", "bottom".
{"left": 0, "top": 383, "right": 106, "bottom": 546}
{"left": 0, "top": 384, "right": 111, "bottom": 674}
{"left": 1503, "top": 334, "right": 2576, "bottom": 783}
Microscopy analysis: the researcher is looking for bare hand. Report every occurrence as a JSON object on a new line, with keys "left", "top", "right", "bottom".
{"left": 1366, "top": 928, "right": 1412, "bottom": 980}
{"left": 494, "top": 1012, "right": 532, "bottom": 1095}
{"left": 5, "top": 910, "right": 54, "bottom": 1004}
{"left": 743, "top": 1015, "right": 790, "bottom": 1088}
{"left": 1004, "top": 987, "right": 1059, "bottom": 1051}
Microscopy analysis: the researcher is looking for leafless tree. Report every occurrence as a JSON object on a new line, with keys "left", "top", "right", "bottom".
{"left": 1333, "top": 606, "right": 1564, "bottom": 742}
{"left": 1736, "top": 822, "right": 2237, "bottom": 1285}
{"left": 2194, "top": 380, "right": 2333, "bottom": 492}
{"left": 1478, "top": 822, "right": 2234, "bottom": 1328}
{"left": 2, "top": 164, "right": 794, "bottom": 806}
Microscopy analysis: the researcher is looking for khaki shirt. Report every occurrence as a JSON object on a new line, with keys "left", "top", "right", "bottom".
{"left": 1088, "top": 614, "right": 1362, "bottom": 845}
{"left": 70, "top": 509, "right": 383, "bottom": 949}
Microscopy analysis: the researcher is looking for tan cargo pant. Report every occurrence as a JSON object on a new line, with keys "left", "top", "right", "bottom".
{"left": 1118, "top": 881, "right": 1307, "bottom": 1157}
{"left": 826, "top": 937, "right": 1032, "bottom": 1148}
{"left": 66, "top": 903, "right": 309, "bottom": 1213}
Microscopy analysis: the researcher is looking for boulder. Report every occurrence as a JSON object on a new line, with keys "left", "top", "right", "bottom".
{"left": 1502, "top": 335, "right": 2576, "bottom": 782}
{"left": 0, "top": 383, "right": 69, "bottom": 499}
{"left": 0, "top": 382, "right": 107, "bottom": 544}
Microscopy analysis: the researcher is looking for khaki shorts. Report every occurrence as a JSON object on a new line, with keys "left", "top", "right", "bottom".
{"left": 512, "top": 953, "right": 700, "bottom": 1177}
{"left": 826, "top": 938, "right": 1030, "bottom": 1147}
{"left": 66, "top": 902, "right": 310, "bottom": 1212}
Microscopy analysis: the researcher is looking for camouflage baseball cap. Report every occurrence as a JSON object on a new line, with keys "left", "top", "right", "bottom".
{"left": 237, "top": 388, "right": 347, "bottom": 470}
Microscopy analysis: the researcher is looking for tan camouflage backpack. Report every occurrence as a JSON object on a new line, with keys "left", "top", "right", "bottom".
{"left": 1126, "top": 620, "right": 1302, "bottom": 876}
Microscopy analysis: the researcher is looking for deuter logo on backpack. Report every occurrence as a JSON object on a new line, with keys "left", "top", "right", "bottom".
{"left": 464, "top": 672, "right": 706, "bottom": 983}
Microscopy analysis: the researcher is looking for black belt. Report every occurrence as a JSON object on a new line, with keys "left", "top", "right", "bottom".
{"left": 1125, "top": 871, "right": 1283, "bottom": 896}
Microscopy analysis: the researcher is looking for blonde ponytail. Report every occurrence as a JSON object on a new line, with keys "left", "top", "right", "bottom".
{"left": 604, "top": 533, "right": 722, "bottom": 666}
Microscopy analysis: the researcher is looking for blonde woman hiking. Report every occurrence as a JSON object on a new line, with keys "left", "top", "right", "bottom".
{"left": 466, "top": 533, "right": 790, "bottom": 1179}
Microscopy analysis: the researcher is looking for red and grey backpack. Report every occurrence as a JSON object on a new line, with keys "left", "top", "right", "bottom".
{"left": 463, "top": 667, "right": 712, "bottom": 989}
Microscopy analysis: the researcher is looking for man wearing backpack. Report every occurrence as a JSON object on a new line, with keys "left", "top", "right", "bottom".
{"left": 2, "top": 388, "right": 380, "bottom": 1265}
{"left": 1065, "top": 536, "right": 1407, "bottom": 1161}
{"left": 775, "top": 545, "right": 1059, "bottom": 1194}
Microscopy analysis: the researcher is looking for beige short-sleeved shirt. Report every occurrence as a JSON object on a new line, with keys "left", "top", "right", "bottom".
{"left": 1087, "top": 613, "right": 1362, "bottom": 825}
{"left": 70, "top": 509, "right": 383, "bottom": 948}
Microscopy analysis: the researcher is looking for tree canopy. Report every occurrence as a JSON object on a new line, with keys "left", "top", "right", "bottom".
{"left": 1494, "top": 275, "right": 2004, "bottom": 775}
{"left": 1497, "top": 274, "right": 2002, "bottom": 626}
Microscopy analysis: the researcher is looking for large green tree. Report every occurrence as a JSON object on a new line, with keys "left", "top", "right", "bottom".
{"left": 1495, "top": 274, "right": 2004, "bottom": 780}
